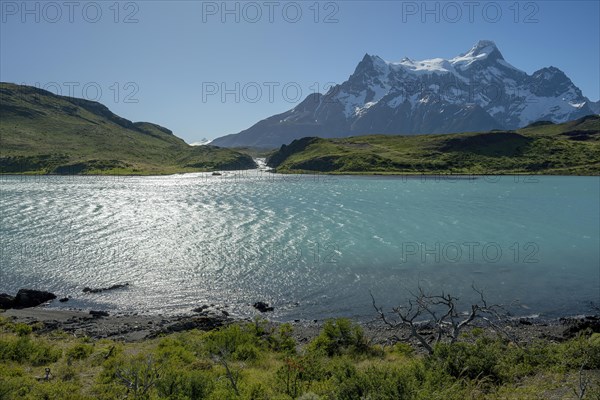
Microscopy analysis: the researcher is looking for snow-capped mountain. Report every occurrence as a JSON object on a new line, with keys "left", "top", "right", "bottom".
{"left": 212, "top": 40, "right": 597, "bottom": 148}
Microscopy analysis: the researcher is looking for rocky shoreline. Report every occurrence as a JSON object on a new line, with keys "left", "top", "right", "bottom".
{"left": 2, "top": 305, "right": 599, "bottom": 350}
{"left": 0, "top": 307, "right": 228, "bottom": 341}
{"left": 2, "top": 288, "right": 599, "bottom": 346}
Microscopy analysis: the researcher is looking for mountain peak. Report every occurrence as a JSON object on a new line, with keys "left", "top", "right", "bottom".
{"left": 532, "top": 66, "right": 570, "bottom": 83}
{"left": 462, "top": 40, "right": 502, "bottom": 60}
{"left": 536, "top": 66, "right": 566, "bottom": 75}
{"left": 449, "top": 40, "right": 504, "bottom": 70}
{"left": 472, "top": 40, "right": 498, "bottom": 52}
{"left": 351, "top": 53, "right": 388, "bottom": 79}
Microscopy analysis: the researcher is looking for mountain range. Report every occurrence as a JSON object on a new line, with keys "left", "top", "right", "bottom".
{"left": 212, "top": 40, "right": 599, "bottom": 149}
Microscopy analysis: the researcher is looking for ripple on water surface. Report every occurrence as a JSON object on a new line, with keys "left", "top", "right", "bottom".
{"left": 0, "top": 173, "right": 598, "bottom": 320}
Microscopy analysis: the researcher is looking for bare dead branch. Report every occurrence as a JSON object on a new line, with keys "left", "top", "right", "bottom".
{"left": 371, "top": 284, "right": 511, "bottom": 354}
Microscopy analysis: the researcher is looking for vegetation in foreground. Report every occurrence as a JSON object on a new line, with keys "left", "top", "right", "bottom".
{"left": 1, "top": 315, "right": 599, "bottom": 399}
{"left": 0, "top": 83, "right": 256, "bottom": 175}
{"left": 266, "top": 115, "right": 600, "bottom": 175}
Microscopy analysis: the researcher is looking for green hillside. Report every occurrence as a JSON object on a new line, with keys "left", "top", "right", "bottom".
{"left": 0, "top": 83, "right": 256, "bottom": 175}
{"left": 267, "top": 116, "right": 600, "bottom": 175}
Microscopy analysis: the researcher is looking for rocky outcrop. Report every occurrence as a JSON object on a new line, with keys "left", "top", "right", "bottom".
{"left": 0, "top": 293, "right": 15, "bottom": 309}
{"left": 13, "top": 289, "right": 57, "bottom": 308}
{"left": 83, "top": 283, "right": 129, "bottom": 294}
{"left": 253, "top": 301, "right": 274, "bottom": 312}
{"left": 560, "top": 316, "right": 600, "bottom": 338}
{"left": 266, "top": 137, "right": 320, "bottom": 168}
{"left": 160, "top": 316, "right": 227, "bottom": 334}
{"left": 89, "top": 310, "right": 110, "bottom": 318}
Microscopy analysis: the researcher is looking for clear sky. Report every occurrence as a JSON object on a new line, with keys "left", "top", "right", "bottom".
{"left": 1, "top": 0, "right": 598, "bottom": 143}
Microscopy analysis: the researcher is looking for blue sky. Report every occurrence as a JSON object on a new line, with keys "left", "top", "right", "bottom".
{"left": 1, "top": 0, "right": 598, "bottom": 143}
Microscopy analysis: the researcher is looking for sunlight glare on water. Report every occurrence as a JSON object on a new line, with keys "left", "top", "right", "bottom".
{"left": 0, "top": 172, "right": 598, "bottom": 320}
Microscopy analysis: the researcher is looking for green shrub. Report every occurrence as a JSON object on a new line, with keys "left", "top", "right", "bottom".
{"left": 250, "top": 317, "right": 269, "bottom": 337}
{"left": 309, "top": 319, "right": 371, "bottom": 357}
{"left": 90, "top": 379, "right": 127, "bottom": 400}
{"left": 470, "top": 327, "right": 484, "bottom": 337}
{"left": 0, "top": 334, "right": 61, "bottom": 365}
{"left": 13, "top": 323, "right": 32, "bottom": 336}
{"left": 204, "top": 324, "right": 263, "bottom": 362}
{"left": 66, "top": 343, "right": 94, "bottom": 360}
{"left": 275, "top": 351, "right": 329, "bottom": 397}
{"left": 0, "top": 364, "right": 35, "bottom": 400}
{"left": 405, "top": 359, "right": 472, "bottom": 400}
{"left": 269, "top": 323, "right": 296, "bottom": 354}
{"left": 429, "top": 337, "right": 502, "bottom": 382}
{"left": 496, "top": 340, "right": 560, "bottom": 380}
{"left": 276, "top": 357, "right": 310, "bottom": 397}
{"left": 56, "top": 361, "right": 79, "bottom": 382}
{"left": 297, "top": 393, "right": 320, "bottom": 400}
{"left": 156, "top": 336, "right": 196, "bottom": 364}
{"left": 90, "top": 343, "right": 122, "bottom": 367}
{"left": 559, "top": 333, "right": 600, "bottom": 369}
{"left": 334, "top": 363, "right": 413, "bottom": 400}
{"left": 244, "top": 382, "right": 270, "bottom": 399}
{"left": 24, "top": 381, "right": 86, "bottom": 400}
{"left": 393, "top": 342, "right": 414, "bottom": 357}
{"left": 233, "top": 343, "right": 261, "bottom": 361}
{"left": 112, "top": 354, "right": 162, "bottom": 399}
{"left": 156, "top": 368, "right": 215, "bottom": 399}
{"left": 97, "top": 352, "right": 127, "bottom": 385}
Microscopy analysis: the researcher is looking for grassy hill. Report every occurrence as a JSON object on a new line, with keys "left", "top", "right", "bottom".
{"left": 0, "top": 83, "right": 256, "bottom": 175}
{"left": 266, "top": 116, "right": 600, "bottom": 175}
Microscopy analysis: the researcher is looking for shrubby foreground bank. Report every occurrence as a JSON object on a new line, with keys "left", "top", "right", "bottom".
{"left": 1, "top": 309, "right": 599, "bottom": 399}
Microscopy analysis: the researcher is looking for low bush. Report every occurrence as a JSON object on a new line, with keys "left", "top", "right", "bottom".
{"left": 0, "top": 334, "right": 62, "bottom": 365}
{"left": 66, "top": 342, "right": 94, "bottom": 360}
{"left": 309, "top": 318, "right": 372, "bottom": 357}
{"left": 204, "top": 324, "right": 265, "bottom": 362}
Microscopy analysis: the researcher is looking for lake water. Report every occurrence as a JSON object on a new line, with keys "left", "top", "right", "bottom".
{"left": 0, "top": 172, "right": 598, "bottom": 321}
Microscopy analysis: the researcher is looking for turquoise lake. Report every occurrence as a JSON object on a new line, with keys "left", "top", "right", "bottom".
{"left": 0, "top": 172, "right": 598, "bottom": 320}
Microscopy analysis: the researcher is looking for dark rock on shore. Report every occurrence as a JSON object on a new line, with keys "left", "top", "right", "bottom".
{"left": 0, "top": 293, "right": 15, "bottom": 309}
{"left": 160, "top": 316, "right": 226, "bottom": 334}
{"left": 253, "top": 301, "right": 274, "bottom": 312}
{"left": 59, "top": 297, "right": 69, "bottom": 303}
{"left": 89, "top": 310, "right": 110, "bottom": 318}
{"left": 560, "top": 315, "right": 600, "bottom": 338}
{"left": 13, "top": 289, "right": 57, "bottom": 308}
{"left": 83, "top": 283, "right": 129, "bottom": 294}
